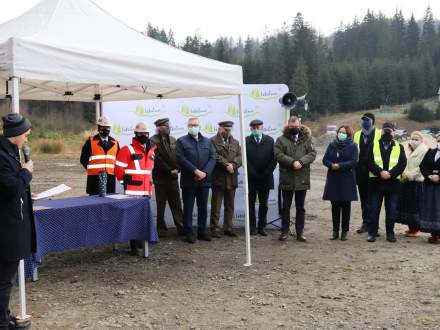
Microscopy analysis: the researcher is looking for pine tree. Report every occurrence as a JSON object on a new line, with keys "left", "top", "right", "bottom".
{"left": 406, "top": 14, "right": 420, "bottom": 59}
{"left": 290, "top": 56, "right": 309, "bottom": 96}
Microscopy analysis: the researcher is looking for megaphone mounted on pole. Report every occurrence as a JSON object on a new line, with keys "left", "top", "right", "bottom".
{"left": 279, "top": 92, "right": 297, "bottom": 107}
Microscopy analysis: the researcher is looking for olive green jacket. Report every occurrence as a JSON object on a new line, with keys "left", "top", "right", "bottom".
{"left": 274, "top": 125, "right": 317, "bottom": 191}
{"left": 211, "top": 133, "right": 242, "bottom": 189}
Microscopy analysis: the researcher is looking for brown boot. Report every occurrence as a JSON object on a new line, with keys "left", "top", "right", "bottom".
{"left": 279, "top": 232, "right": 288, "bottom": 241}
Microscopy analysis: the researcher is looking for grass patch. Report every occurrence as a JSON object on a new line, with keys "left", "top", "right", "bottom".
{"left": 35, "top": 139, "right": 64, "bottom": 154}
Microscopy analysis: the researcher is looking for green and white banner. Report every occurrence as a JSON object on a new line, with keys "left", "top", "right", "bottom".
{"left": 103, "top": 84, "right": 288, "bottom": 227}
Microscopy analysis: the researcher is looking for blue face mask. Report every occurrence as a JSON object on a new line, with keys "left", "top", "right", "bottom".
{"left": 337, "top": 133, "right": 347, "bottom": 141}
{"left": 251, "top": 130, "right": 262, "bottom": 138}
{"left": 362, "top": 119, "right": 372, "bottom": 130}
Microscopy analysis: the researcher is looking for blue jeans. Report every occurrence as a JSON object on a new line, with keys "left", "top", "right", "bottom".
{"left": 182, "top": 187, "right": 210, "bottom": 236}
{"left": 369, "top": 190, "right": 398, "bottom": 237}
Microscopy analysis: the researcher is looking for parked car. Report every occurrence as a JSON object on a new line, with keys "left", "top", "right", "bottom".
{"left": 394, "top": 129, "right": 408, "bottom": 141}
{"left": 421, "top": 126, "right": 440, "bottom": 137}
{"left": 326, "top": 125, "right": 337, "bottom": 135}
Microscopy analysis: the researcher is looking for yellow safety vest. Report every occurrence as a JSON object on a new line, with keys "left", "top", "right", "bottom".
{"left": 369, "top": 140, "right": 401, "bottom": 179}
{"left": 353, "top": 128, "right": 381, "bottom": 147}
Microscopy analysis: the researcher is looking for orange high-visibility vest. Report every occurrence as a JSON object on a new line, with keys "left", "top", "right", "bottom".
{"left": 115, "top": 139, "right": 157, "bottom": 197}
{"left": 87, "top": 137, "right": 119, "bottom": 176}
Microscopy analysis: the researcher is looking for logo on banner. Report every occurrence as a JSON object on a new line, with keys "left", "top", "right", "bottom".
{"left": 226, "top": 105, "right": 258, "bottom": 117}
{"left": 134, "top": 104, "right": 165, "bottom": 117}
{"left": 170, "top": 124, "right": 186, "bottom": 136}
{"left": 202, "top": 122, "right": 218, "bottom": 135}
{"left": 180, "top": 105, "right": 210, "bottom": 117}
{"left": 112, "top": 124, "right": 134, "bottom": 136}
{"left": 250, "top": 88, "right": 282, "bottom": 100}
{"left": 263, "top": 125, "right": 282, "bottom": 136}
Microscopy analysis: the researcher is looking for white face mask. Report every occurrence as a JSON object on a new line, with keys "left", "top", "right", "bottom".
{"left": 410, "top": 139, "right": 421, "bottom": 148}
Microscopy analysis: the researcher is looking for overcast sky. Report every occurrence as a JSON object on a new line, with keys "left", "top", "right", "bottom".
{"left": 0, "top": 0, "right": 438, "bottom": 42}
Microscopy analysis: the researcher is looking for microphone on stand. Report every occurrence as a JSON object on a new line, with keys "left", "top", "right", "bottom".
{"left": 22, "top": 144, "right": 31, "bottom": 163}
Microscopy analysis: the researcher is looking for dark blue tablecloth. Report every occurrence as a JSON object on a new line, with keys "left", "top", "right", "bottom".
{"left": 25, "top": 195, "right": 159, "bottom": 278}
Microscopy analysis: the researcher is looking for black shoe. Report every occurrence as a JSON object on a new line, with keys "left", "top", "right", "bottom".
{"left": 258, "top": 229, "right": 268, "bottom": 236}
{"left": 185, "top": 234, "right": 196, "bottom": 243}
{"left": 330, "top": 231, "right": 339, "bottom": 240}
{"left": 279, "top": 232, "right": 288, "bottom": 241}
{"left": 386, "top": 235, "right": 397, "bottom": 243}
{"left": 356, "top": 225, "right": 367, "bottom": 234}
{"left": 367, "top": 235, "right": 376, "bottom": 242}
{"left": 9, "top": 318, "right": 31, "bottom": 329}
{"left": 211, "top": 231, "right": 222, "bottom": 238}
{"left": 340, "top": 232, "right": 348, "bottom": 241}
{"left": 197, "top": 233, "right": 212, "bottom": 241}
{"left": 250, "top": 228, "right": 258, "bottom": 236}
{"left": 224, "top": 230, "right": 238, "bottom": 237}
{"left": 297, "top": 234, "right": 307, "bottom": 242}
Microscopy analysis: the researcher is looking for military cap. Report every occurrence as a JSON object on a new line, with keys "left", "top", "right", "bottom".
{"left": 249, "top": 119, "right": 263, "bottom": 127}
{"left": 218, "top": 121, "right": 234, "bottom": 128}
{"left": 154, "top": 118, "right": 169, "bottom": 127}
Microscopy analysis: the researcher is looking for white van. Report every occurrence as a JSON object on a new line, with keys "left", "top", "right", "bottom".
{"left": 326, "top": 125, "right": 337, "bottom": 135}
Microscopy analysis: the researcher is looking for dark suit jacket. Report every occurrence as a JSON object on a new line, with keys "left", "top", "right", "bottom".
{"left": 150, "top": 134, "right": 179, "bottom": 185}
{"left": 246, "top": 134, "right": 277, "bottom": 190}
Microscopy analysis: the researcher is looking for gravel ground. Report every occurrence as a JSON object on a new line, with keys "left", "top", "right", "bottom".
{"left": 10, "top": 149, "right": 440, "bottom": 330}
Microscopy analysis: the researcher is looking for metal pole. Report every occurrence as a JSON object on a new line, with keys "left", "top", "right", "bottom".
{"left": 95, "top": 101, "right": 101, "bottom": 122}
{"left": 11, "top": 76, "right": 31, "bottom": 321}
{"left": 238, "top": 94, "right": 252, "bottom": 266}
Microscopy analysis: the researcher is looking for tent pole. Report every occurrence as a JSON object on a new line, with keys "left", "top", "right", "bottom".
{"left": 11, "top": 76, "right": 31, "bottom": 322}
{"left": 238, "top": 93, "right": 252, "bottom": 266}
{"left": 95, "top": 101, "right": 101, "bottom": 122}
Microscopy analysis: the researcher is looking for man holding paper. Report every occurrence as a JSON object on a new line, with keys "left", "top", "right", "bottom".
{"left": 0, "top": 113, "right": 35, "bottom": 330}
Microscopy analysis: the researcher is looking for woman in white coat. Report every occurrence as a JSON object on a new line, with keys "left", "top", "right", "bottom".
{"left": 396, "top": 131, "right": 428, "bottom": 237}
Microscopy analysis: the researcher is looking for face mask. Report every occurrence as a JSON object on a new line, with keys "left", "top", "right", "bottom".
{"left": 337, "top": 133, "right": 347, "bottom": 141}
{"left": 382, "top": 133, "right": 393, "bottom": 142}
{"left": 98, "top": 128, "right": 110, "bottom": 138}
{"left": 362, "top": 120, "right": 372, "bottom": 130}
{"left": 251, "top": 130, "right": 263, "bottom": 138}
{"left": 161, "top": 127, "right": 170, "bottom": 135}
{"left": 222, "top": 131, "right": 232, "bottom": 138}
{"left": 289, "top": 127, "right": 300, "bottom": 135}
{"left": 135, "top": 135, "right": 149, "bottom": 145}
{"left": 409, "top": 139, "right": 421, "bottom": 148}
{"left": 188, "top": 127, "right": 199, "bottom": 136}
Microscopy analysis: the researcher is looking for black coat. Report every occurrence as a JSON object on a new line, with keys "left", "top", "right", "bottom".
{"left": 0, "top": 136, "right": 36, "bottom": 262}
{"left": 420, "top": 148, "right": 440, "bottom": 184}
{"left": 80, "top": 134, "right": 119, "bottom": 195}
{"left": 322, "top": 139, "right": 358, "bottom": 201}
{"left": 150, "top": 134, "right": 179, "bottom": 185}
{"left": 368, "top": 139, "right": 407, "bottom": 193}
{"left": 245, "top": 134, "right": 277, "bottom": 190}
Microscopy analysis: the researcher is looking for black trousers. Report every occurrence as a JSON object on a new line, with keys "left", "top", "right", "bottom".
{"left": 331, "top": 201, "right": 351, "bottom": 233}
{"left": 357, "top": 181, "right": 370, "bottom": 228}
{"left": 0, "top": 260, "right": 19, "bottom": 329}
{"left": 281, "top": 190, "right": 306, "bottom": 235}
{"left": 248, "top": 188, "right": 270, "bottom": 230}
{"left": 155, "top": 183, "right": 184, "bottom": 231}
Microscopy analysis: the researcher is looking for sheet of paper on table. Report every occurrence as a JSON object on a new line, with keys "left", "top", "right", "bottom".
{"left": 105, "top": 194, "right": 133, "bottom": 199}
{"left": 32, "top": 184, "right": 72, "bottom": 200}
{"left": 33, "top": 205, "right": 52, "bottom": 211}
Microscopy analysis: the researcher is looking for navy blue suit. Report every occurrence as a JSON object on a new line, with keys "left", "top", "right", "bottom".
{"left": 176, "top": 133, "right": 217, "bottom": 236}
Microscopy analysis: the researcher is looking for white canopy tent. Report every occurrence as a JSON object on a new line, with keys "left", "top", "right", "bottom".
{"left": 0, "top": 0, "right": 252, "bottom": 322}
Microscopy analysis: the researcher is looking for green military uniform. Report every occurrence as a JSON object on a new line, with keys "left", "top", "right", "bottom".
{"left": 210, "top": 121, "right": 242, "bottom": 235}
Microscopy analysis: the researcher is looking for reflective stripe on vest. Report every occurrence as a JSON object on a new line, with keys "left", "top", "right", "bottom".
{"left": 369, "top": 140, "right": 401, "bottom": 179}
{"left": 125, "top": 190, "right": 153, "bottom": 196}
{"left": 354, "top": 128, "right": 381, "bottom": 147}
{"left": 87, "top": 138, "right": 118, "bottom": 176}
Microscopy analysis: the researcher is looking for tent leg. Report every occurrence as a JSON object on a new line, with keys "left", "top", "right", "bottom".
{"left": 11, "top": 77, "right": 31, "bottom": 321}
{"left": 238, "top": 94, "right": 252, "bottom": 267}
{"left": 95, "top": 101, "right": 101, "bottom": 122}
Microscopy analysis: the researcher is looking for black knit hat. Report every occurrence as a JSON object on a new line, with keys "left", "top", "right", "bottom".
{"left": 2, "top": 113, "right": 32, "bottom": 137}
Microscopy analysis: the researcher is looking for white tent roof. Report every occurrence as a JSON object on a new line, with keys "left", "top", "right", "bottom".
{"left": 0, "top": 0, "right": 243, "bottom": 101}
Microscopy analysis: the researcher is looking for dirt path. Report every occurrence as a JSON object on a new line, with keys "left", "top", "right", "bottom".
{"left": 11, "top": 150, "right": 440, "bottom": 329}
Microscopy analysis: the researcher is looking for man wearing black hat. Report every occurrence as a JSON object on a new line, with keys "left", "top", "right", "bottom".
{"left": 0, "top": 113, "right": 35, "bottom": 330}
{"left": 353, "top": 113, "right": 382, "bottom": 234}
{"left": 150, "top": 118, "right": 184, "bottom": 236}
{"left": 246, "top": 119, "right": 277, "bottom": 236}
{"left": 367, "top": 122, "right": 406, "bottom": 242}
{"left": 210, "top": 121, "right": 242, "bottom": 237}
